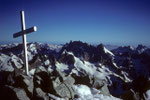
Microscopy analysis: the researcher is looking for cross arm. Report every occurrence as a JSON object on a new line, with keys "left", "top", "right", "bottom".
{"left": 13, "top": 26, "right": 37, "bottom": 38}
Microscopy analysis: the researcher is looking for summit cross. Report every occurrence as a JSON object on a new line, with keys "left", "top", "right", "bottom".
{"left": 13, "top": 11, "right": 37, "bottom": 75}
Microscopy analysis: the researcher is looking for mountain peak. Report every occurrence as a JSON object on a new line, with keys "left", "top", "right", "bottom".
{"left": 136, "top": 44, "right": 148, "bottom": 54}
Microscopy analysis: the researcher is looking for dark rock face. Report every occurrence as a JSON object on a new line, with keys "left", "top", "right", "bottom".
{"left": 121, "top": 58, "right": 136, "bottom": 77}
{"left": 131, "top": 75, "right": 150, "bottom": 99}
{"left": 60, "top": 41, "right": 113, "bottom": 64}
{"left": 72, "top": 74, "right": 92, "bottom": 87}
{"left": 60, "top": 41, "right": 94, "bottom": 60}
{"left": 48, "top": 54, "right": 56, "bottom": 66}
{"left": 58, "top": 51, "right": 75, "bottom": 65}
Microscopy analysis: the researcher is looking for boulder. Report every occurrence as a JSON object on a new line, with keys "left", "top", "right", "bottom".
{"left": 63, "top": 75, "right": 75, "bottom": 85}
{"left": 0, "top": 68, "right": 24, "bottom": 86}
{"left": 14, "top": 74, "right": 34, "bottom": 98}
{"left": 0, "top": 53, "right": 14, "bottom": 72}
{"left": 0, "top": 71, "right": 14, "bottom": 86}
{"left": 0, "top": 85, "right": 30, "bottom": 100}
{"left": 34, "top": 68, "right": 75, "bottom": 99}
{"left": 54, "top": 75, "right": 75, "bottom": 99}
{"left": 92, "top": 77, "right": 110, "bottom": 95}
{"left": 34, "top": 70, "right": 54, "bottom": 93}
{"left": 54, "top": 83, "right": 72, "bottom": 99}
{"left": 29, "top": 54, "right": 42, "bottom": 70}
{"left": 32, "top": 88, "right": 49, "bottom": 100}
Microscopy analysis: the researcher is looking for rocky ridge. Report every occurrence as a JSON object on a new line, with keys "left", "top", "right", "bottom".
{"left": 0, "top": 41, "right": 150, "bottom": 100}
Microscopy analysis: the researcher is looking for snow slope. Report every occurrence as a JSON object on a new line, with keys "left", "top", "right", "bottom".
{"left": 73, "top": 84, "right": 121, "bottom": 100}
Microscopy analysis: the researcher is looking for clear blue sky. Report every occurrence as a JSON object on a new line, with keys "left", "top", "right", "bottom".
{"left": 0, "top": 0, "right": 150, "bottom": 45}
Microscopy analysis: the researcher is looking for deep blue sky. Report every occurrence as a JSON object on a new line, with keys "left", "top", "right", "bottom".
{"left": 0, "top": 0, "right": 150, "bottom": 45}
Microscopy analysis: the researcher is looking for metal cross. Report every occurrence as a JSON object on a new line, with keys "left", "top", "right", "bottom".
{"left": 13, "top": 10, "right": 37, "bottom": 75}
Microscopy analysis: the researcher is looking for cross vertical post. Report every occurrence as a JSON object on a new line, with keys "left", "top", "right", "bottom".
{"left": 20, "top": 11, "right": 29, "bottom": 75}
{"left": 13, "top": 10, "right": 37, "bottom": 75}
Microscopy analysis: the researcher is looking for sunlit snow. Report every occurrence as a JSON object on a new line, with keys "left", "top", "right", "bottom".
{"left": 73, "top": 84, "right": 121, "bottom": 100}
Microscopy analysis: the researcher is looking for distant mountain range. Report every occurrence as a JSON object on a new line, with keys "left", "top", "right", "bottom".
{"left": 0, "top": 41, "right": 150, "bottom": 100}
{"left": 104, "top": 44, "right": 119, "bottom": 50}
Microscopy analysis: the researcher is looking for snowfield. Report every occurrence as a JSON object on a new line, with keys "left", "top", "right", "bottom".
{"left": 47, "top": 85, "right": 121, "bottom": 100}
{"left": 73, "top": 84, "right": 121, "bottom": 100}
